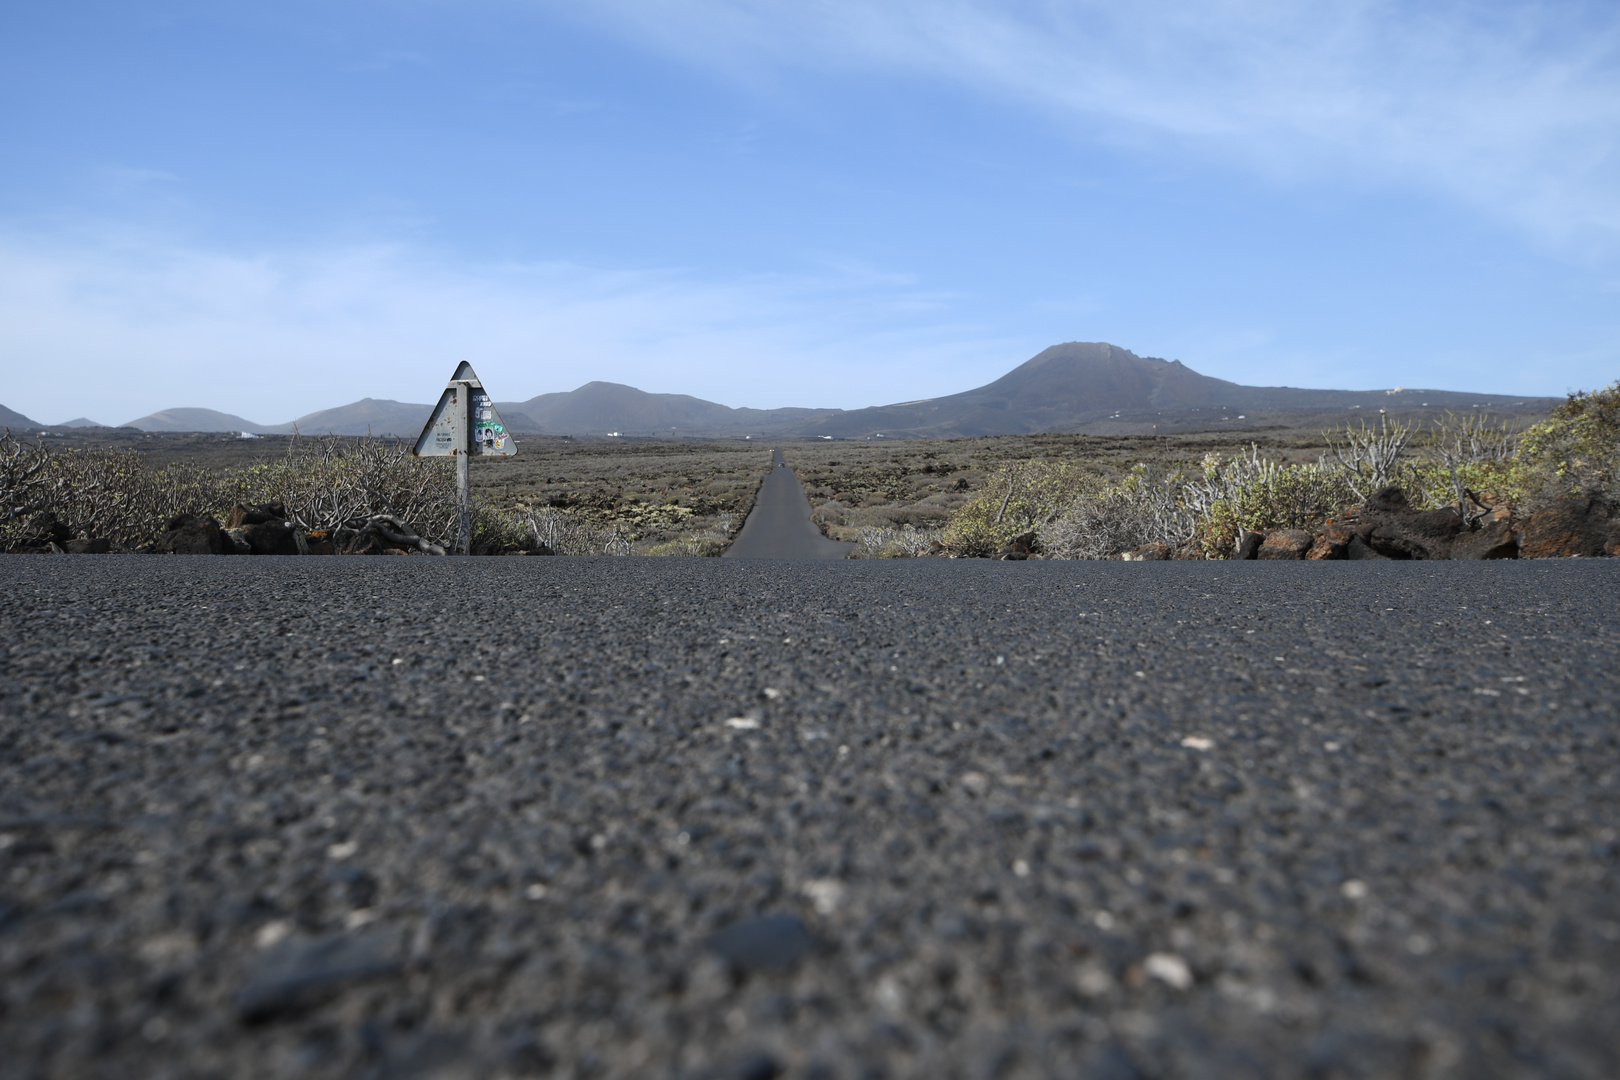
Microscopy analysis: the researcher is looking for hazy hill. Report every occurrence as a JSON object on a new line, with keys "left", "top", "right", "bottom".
{"left": 0, "top": 403, "right": 43, "bottom": 430}
{"left": 778, "top": 342, "right": 1557, "bottom": 438}
{"left": 102, "top": 341, "right": 1561, "bottom": 438}
{"left": 122, "top": 407, "right": 272, "bottom": 434}
{"left": 497, "top": 381, "right": 826, "bottom": 436}
{"left": 267, "top": 398, "right": 434, "bottom": 436}
{"left": 57, "top": 417, "right": 111, "bottom": 428}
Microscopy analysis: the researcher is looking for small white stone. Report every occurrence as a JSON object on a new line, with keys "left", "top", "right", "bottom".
{"left": 724, "top": 717, "right": 759, "bottom": 730}
{"left": 1093, "top": 911, "right": 1116, "bottom": 930}
{"left": 344, "top": 908, "right": 377, "bottom": 930}
{"left": 1341, "top": 879, "right": 1369, "bottom": 900}
{"left": 1323, "top": 741, "right": 1342, "bottom": 752}
{"left": 1075, "top": 960, "right": 1114, "bottom": 997}
{"left": 802, "top": 878, "right": 845, "bottom": 915}
{"left": 960, "top": 771, "right": 989, "bottom": 797}
{"left": 1180, "top": 736, "right": 1214, "bottom": 751}
{"left": 762, "top": 687, "right": 782, "bottom": 700}
{"left": 524, "top": 883, "right": 549, "bottom": 900}
{"left": 255, "top": 920, "right": 292, "bottom": 949}
{"left": 138, "top": 931, "right": 197, "bottom": 964}
{"left": 874, "top": 975, "right": 905, "bottom": 1013}
{"left": 391, "top": 658, "right": 404, "bottom": 665}
{"left": 326, "top": 840, "right": 358, "bottom": 860}
{"left": 1144, "top": 952, "right": 1193, "bottom": 991}
{"left": 1012, "top": 859, "right": 1031, "bottom": 878}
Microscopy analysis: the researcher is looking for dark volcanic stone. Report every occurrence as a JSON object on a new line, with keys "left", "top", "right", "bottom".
{"left": 1519, "top": 496, "right": 1615, "bottom": 559}
{"left": 236, "top": 928, "right": 402, "bottom": 1023}
{"left": 23, "top": 512, "right": 73, "bottom": 546}
{"left": 1355, "top": 490, "right": 1465, "bottom": 559}
{"left": 1364, "top": 485, "right": 1410, "bottom": 513}
{"left": 1452, "top": 519, "right": 1520, "bottom": 560}
{"left": 242, "top": 521, "right": 301, "bottom": 556}
{"left": 706, "top": 914, "right": 815, "bottom": 975}
{"left": 1236, "top": 531, "right": 1264, "bottom": 560}
{"left": 159, "top": 514, "right": 226, "bottom": 555}
{"left": 1257, "top": 530, "right": 1313, "bottom": 560}
{"left": 63, "top": 538, "right": 111, "bottom": 554}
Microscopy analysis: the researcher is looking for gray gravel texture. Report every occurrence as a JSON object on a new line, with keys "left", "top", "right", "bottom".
{"left": 2, "top": 557, "right": 1618, "bottom": 1080}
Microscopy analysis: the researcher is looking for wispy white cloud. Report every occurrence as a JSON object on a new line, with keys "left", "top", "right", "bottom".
{"left": 566, "top": 0, "right": 1620, "bottom": 248}
{"left": 0, "top": 227, "right": 1018, "bottom": 424}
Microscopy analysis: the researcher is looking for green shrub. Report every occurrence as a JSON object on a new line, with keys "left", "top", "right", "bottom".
{"left": 1513, "top": 380, "right": 1620, "bottom": 497}
{"left": 939, "top": 460, "right": 1093, "bottom": 555}
{"left": 1183, "top": 450, "right": 1357, "bottom": 556}
{"left": 644, "top": 533, "right": 727, "bottom": 557}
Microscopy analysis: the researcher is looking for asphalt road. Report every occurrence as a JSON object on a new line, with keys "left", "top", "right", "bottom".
{"left": 723, "top": 449, "right": 852, "bottom": 560}
{"left": 2, "top": 557, "right": 1618, "bottom": 1080}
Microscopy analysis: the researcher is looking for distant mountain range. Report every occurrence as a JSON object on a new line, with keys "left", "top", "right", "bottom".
{"left": 3, "top": 342, "right": 1562, "bottom": 439}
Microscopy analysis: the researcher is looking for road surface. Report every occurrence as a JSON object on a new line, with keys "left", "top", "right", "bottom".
{"left": 2, "top": 557, "right": 1617, "bottom": 1079}
{"left": 723, "top": 448, "right": 853, "bottom": 559}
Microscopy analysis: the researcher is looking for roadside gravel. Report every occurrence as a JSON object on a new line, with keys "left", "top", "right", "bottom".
{"left": 2, "top": 557, "right": 1617, "bottom": 1079}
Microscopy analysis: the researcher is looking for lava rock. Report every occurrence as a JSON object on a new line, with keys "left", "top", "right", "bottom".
{"left": 1518, "top": 496, "right": 1616, "bottom": 558}
{"left": 242, "top": 520, "right": 301, "bottom": 556}
{"left": 159, "top": 514, "right": 227, "bottom": 555}
{"left": 1306, "top": 524, "right": 1350, "bottom": 560}
{"left": 996, "top": 531, "right": 1039, "bottom": 560}
{"left": 1235, "top": 531, "right": 1265, "bottom": 560}
{"left": 62, "top": 538, "right": 111, "bottom": 554}
{"left": 1345, "top": 535, "right": 1390, "bottom": 560}
{"left": 225, "top": 502, "right": 290, "bottom": 529}
{"left": 1124, "top": 542, "right": 1172, "bottom": 561}
{"left": 1451, "top": 519, "right": 1520, "bottom": 560}
{"left": 1354, "top": 489, "right": 1465, "bottom": 559}
{"left": 21, "top": 512, "right": 73, "bottom": 546}
{"left": 1258, "top": 530, "right": 1313, "bottom": 560}
{"left": 705, "top": 914, "right": 815, "bottom": 975}
{"left": 236, "top": 927, "right": 402, "bottom": 1023}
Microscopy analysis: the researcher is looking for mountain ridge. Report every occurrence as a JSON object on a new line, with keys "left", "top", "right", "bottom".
{"left": 5, "top": 342, "right": 1562, "bottom": 438}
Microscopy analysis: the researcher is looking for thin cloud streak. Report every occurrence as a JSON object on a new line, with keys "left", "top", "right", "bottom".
{"left": 569, "top": 0, "right": 1620, "bottom": 247}
{"left": 0, "top": 229, "right": 1017, "bottom": 425}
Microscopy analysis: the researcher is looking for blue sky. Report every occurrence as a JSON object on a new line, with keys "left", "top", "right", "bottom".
{"left": 1, "top": 1, "right": 1616, "bottom": 425}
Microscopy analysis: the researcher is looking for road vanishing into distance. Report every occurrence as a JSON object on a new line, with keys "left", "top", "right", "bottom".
{"left": 723, "top": 448, "right": 853, "bottom": 560}
{"left": 3, "top": 557, "right": 1618, "bottom": 1079}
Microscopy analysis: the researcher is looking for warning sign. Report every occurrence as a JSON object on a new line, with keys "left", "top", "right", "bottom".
{"left": 413, "top": 362, "right": 517, "bottom": 458}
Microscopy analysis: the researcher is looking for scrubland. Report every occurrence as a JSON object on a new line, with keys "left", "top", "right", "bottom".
{"left": 3, "top": 379, "right": 1614, "bottom": 560}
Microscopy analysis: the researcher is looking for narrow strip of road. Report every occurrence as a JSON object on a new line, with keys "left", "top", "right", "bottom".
{"left": 722, "top": 447, "right": 853, "bottom": 559}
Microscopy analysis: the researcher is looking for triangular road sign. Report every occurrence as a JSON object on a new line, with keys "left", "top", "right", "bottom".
{"left": 413, "top": 362, "right": 517, "bottom": 457}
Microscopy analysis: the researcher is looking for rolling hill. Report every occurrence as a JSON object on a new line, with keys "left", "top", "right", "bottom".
{"left": 120, "top": 407, "right": 272, "bottom": 434}
{"left": 100, "top": 341, "right": 1560, "bottom": 438}
{"left": 0, "top": 403, "right": 43, "bottom": 431}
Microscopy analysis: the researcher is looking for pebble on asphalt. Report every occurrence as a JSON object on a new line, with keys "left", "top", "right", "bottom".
{"left": 236, "top": 927, "right": 403, "bottom": 1023}
{"left": 705, "top": 914, "right": 816, "bottom": 976}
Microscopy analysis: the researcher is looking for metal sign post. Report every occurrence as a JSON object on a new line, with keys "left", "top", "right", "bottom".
{"left": 413, "top": 362, "right": 517, "bottom": 554}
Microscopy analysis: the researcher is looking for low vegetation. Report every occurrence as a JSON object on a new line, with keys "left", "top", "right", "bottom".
{"left": 4, "top": 381, "right": 1612, "bottom": 557}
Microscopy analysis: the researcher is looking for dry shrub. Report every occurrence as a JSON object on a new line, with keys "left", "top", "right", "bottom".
{"left": 1041, "top": 463, "right": 1196, "bottom": 560}
{"left": 851, "top": 523, "right": 939, "bottom": 558}
{"left": 939, "top": 460, "right": 1093, "bottom": 556}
